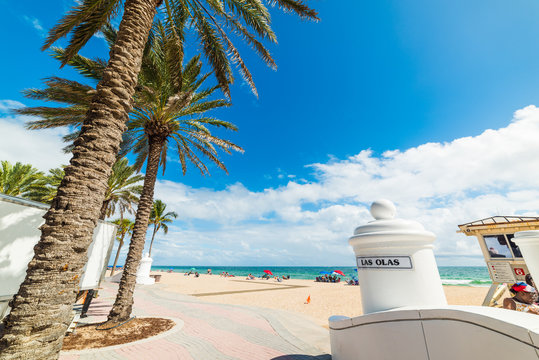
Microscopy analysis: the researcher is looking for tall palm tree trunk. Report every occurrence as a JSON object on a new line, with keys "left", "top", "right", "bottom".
{"left": 0, "top": 2, "right": 156, "bottom": 359}
{"left": 110, "top": 239, "right": 124, "bottom": 277}
{"left": 148, "top": 224, "right": 159, "bottom": 257}
{"left": 107, "top": 136, "right": 165, "bottom": 322}
{"left": 99, "top": 199, "right": 111, "bottom": 220}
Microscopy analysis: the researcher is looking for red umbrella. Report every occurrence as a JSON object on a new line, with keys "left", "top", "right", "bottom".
{"left": 263, "top": 270, "right": 273, "bottom": 275}
{"left": 333, "top": 270, "right": 345, "bottom": 276}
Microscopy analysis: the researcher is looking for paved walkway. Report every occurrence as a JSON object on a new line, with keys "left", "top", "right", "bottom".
{"left": 60, "top": 280, "right": 331, "bottom": 360}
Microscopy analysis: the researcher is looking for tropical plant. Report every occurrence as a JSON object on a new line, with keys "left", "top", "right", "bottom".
{"left": 0, "top": 1, "right": 318, "bottom": 357}
{"left": 0, "top": 160, "right": 44, "bottom": 198}
{"left": 26, "top": 167, "right": 64, "bottom": 204}
{"left": 18, "top": 23, "right": 243, "bottom": 324}
{"left": 99, "top": 158, "right": 144, "bottom": 220}
{"left": 108, "top": 25, "right": 243, "bottom": 323}
{"left": 110, "top": 218, "right": 134, "bottom": 277}
{"left": 148, "top": 199, "right": 177, "bottom": 257}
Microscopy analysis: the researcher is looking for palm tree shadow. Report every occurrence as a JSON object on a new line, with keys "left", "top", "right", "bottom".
{"left": 271, "top": 355, "right": 331, "bottom": 360}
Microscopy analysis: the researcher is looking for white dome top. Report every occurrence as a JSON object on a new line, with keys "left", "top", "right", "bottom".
{"left": 370, "top": 199, "right": 396, "bottom": 220}
{"left": 350, "top": 200, "right": 435, "bottom": 246}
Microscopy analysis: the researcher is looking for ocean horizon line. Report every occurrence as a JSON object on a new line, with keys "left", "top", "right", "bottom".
{"left": 147, "top": 265, "right": 492, "bottom": 286}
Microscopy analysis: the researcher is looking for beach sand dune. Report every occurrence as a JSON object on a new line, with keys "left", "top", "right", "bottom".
{"left": 153, "top": 272, "right": 490, "bottom": 328}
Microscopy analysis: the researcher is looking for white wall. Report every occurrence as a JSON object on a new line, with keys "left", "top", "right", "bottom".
{"left": 0, "top": 196, "right": 116, "bottom": 298}
{"left": 329, "top": 306, "right": 539, "bottom": 360}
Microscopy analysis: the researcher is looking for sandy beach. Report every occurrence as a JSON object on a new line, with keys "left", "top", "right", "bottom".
{"left": 150, "top": 272, "right": 490, "bottom": 328}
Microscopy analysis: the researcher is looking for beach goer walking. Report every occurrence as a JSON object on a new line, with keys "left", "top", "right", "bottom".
{"left": 503, "top": 282, "right": 539, "bottom": 315}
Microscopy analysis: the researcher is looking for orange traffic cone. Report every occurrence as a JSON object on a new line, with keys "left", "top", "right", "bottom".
{"left": 305, "top": 295, "right": 311, "bottom": 304}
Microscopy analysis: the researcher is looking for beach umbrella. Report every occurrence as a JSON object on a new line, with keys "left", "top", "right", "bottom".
{"left": 263, "top": 270, "right": 273, "bottom": 275}
{"left": 190, "top": 267, "right": 196, "bottom": 271}
{"left": 319, "top": 271, "right": 331, "bottom": 275}
{"left": 333, "top": 270, "right": 345, "bottom": 276}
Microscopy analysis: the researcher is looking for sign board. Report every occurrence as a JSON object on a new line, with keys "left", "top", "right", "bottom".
{"left": 510, "top": 264, "right": 529, "bottom": 282}
{"left": 486, "top": 261, "right": 516, "bottom": 283}
{"left": 0, "top": 195, "right": 116, "bottom": 298}
{"left": 357, "top": 256, "right": 413, "bottom": 269}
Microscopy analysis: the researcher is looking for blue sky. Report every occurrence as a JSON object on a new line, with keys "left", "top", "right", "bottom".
{"left": 2, "top": 0, "right": 539, "bottom": 266}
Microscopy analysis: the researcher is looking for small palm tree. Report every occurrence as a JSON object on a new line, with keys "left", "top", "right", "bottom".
{"left": 0, "top": 160, "right": 44, "bottom": 198}
{"left": 100, "top": 158, "right": 144, "bottom": 220}
{"left": 27, "top": 167, "right": 64, "bottom": 204}
{"left": 110, "top": 218, "right": 134, "bottom": 277}
{"left": 148, "top": 200, "right": 177, "bottom": 257}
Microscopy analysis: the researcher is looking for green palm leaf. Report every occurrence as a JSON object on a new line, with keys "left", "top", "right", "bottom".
{"left": 0, "top": 161, "right": 45, "bottom": 199}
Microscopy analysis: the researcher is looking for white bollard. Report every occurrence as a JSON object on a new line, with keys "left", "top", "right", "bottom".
{"left": 349, "top": 199, "right": 447, "bottom": 314}
{"left": 136, "top": 253, "right": 155, "bottom": 285}
{"left": 513, "top": 231, "right": 539, "bottom": 286}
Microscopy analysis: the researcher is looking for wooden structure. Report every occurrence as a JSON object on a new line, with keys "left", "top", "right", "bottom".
{"left": 457, "top": 216, "right": 539, "bottom": 306}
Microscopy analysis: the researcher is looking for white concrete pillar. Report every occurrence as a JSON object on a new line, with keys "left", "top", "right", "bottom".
{"left": 136, "top": 253, "right": 155, "bottom": 285}
{"left": 513, "top": 231, "right": 539, "bottom": 286}
{"left": 349, "top": 199, "right": 447, "bottom": 314}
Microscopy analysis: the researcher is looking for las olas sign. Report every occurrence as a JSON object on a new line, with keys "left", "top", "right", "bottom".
{"left": 357, "top": 256, "right": 413, "bottom": 270}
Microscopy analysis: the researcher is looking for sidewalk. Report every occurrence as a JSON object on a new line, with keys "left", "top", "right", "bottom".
{"left": 60, "top": 280, "right": 331, "bottom": 360}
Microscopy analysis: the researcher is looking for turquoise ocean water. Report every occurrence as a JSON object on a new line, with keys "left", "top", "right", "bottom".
{"left": 151, "top": 265, "right": 492, "bottom": 287}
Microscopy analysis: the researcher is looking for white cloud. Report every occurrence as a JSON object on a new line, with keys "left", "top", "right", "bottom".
{"left": 146, "top": 105, "right": 539, "bottom": 267}
{"left": 0, "top": 100, "right": 25, "bottom": 113}
{"left": 23, "top": 16, "right": 45, "bottom": 36}
{"left": 0, "top": 103, "right": 70, "bottom": 171}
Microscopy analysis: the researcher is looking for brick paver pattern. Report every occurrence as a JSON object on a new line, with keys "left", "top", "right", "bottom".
{"left": 60, "top": 281, "right": 331, "bottom": 360}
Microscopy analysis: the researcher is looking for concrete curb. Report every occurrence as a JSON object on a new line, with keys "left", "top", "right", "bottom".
{"left": 61, "top": 316, "right": 184, "bottom": 355}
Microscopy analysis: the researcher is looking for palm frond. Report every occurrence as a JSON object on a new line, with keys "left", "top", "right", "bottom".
{"left": 20, "top": 77, "right": 95, "bottom": 106}
{"left": 222, "top": 0, "right": 275, "bottom": 41}
{"left": 51, "top": 47, "right": 107, "bottom": 81}
{"left": 43, "top": 0, "right": 123, "bottom": 64}
{"left": 266, "top": 0, "right": 319, "bottom": 20}
{"left": 191, "top": 5, "right": 233, "bottom": 97}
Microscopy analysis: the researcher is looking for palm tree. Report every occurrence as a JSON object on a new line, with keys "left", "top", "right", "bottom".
{"left": 0, "top": 1, "right": 317, "bottom": 357}
{"left": 148, "top": 199, "right": 177, "bottom": 257}
{"left": 99, "top": 158, "right": 144, "bottom": 220}
{"left": 108, "top": 24, "right": 243, "bottom": 323}
{"left": 110, "top": 218, "right": 134, "bottom": 277}
{"left": 27, "top": 167, "right": 64, "bottom": 204}
{"left": 16, "top": 22, "right": 242, "bottom": 324}
{"left": 19, "top": 159, "right": 142, "bottom": 218}
{"left": 0, "top": 160, "right": 44, "bottom": 198}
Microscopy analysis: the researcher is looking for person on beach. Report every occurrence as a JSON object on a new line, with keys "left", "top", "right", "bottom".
{"left": 207, "top": 269, "right": 212, "bottom": 275}
{"left": 526, "top": 274, "right": 538, "bottom": 304}
{"left": 503, "top": 282, "right": 539, "bottom": 315}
